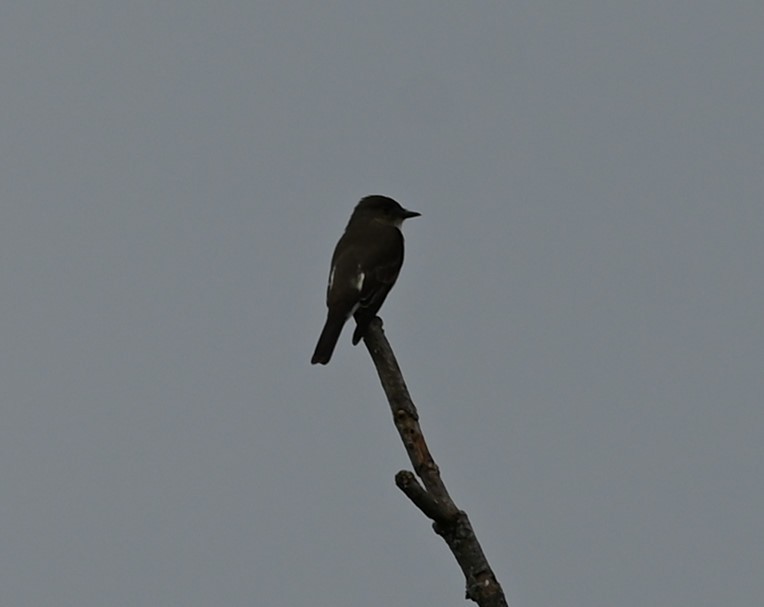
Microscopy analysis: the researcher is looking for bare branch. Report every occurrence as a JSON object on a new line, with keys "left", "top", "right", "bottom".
{"left": 362, "top": 318, "right": 509, "bottom": 607}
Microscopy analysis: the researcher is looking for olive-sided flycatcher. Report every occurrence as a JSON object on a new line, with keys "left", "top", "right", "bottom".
{"left": 311, "top": 195, "right": 420, "bottom": 365}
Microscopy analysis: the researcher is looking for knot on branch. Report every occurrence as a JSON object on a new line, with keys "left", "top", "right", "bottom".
{"left": 394, "top": 407, "right": 419, "bottom": 422}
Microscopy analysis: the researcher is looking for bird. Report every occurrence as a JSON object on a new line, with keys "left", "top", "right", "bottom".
{"left": 311, "top": 195, "right": 420, "bottom": 365}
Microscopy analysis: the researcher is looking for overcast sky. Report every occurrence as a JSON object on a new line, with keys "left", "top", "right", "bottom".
{"left": 2, "top": 2, "right": 762, "bottom": 606}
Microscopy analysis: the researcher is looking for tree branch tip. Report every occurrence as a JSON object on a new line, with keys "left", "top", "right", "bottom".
{"left": 395, "top": 470, "right": 416, "bottom": 485}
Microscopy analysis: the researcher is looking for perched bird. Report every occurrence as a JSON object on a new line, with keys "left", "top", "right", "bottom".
{"left": 311, "top": 195, "right": 420, "bottom": 365}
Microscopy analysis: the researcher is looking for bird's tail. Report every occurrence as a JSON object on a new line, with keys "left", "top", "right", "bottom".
{"left": 311, "top": 313, "right": 347, "bottom": 365}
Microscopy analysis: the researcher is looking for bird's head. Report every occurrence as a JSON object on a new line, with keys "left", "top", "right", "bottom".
{"left": 352, "top": 195, "right": 421, "bottom": 227}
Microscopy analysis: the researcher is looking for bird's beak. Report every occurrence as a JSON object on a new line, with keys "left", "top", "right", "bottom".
{"left": 402, "top": 209, "right": 421, "bottom": 219}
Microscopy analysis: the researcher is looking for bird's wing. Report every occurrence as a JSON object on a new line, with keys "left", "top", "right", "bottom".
{"left": 357, "top": 228, "right": 403, "bottom": 311}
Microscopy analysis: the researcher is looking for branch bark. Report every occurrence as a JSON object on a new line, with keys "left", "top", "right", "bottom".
{"left": 362, "top": 318, "right": 509, "bottom": 607}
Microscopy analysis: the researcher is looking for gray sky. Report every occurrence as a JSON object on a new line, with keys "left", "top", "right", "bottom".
{"left": 2, "top": 2, "right": 762, "bottom": 606}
